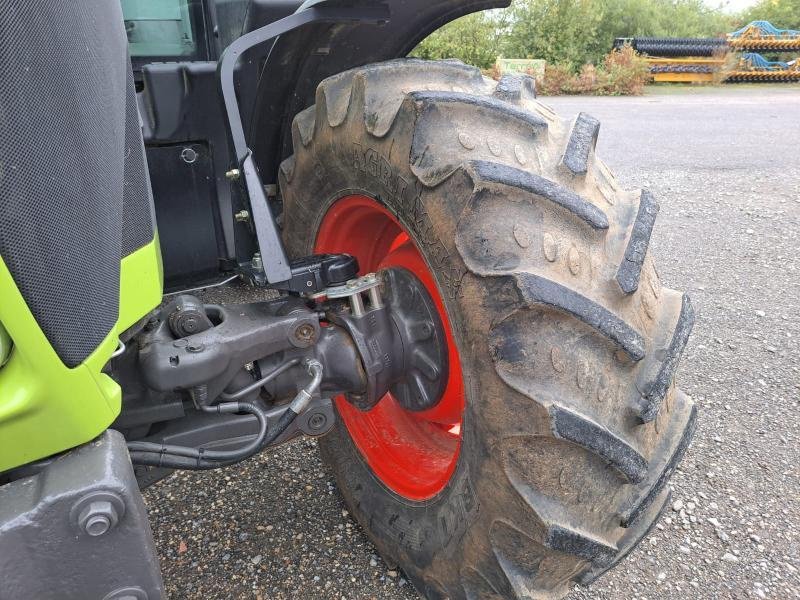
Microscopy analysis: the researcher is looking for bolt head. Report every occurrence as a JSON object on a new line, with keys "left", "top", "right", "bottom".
{"left": 295, "top": 323, "right": 315, "bottom": 341}
{"left": 180, "top": 147, "right": 198, "bottom": 164}
{"left": 103, "top": 586, "right": 149, "bottom": 600}
{"left": 85, "top": 514, "right": 111, "bottom": 536}
{"left": 308, "top": 413, "right": 327, "bottom": 430}
{"left": 225, "top": 168, "right": 241, "bottom": 180}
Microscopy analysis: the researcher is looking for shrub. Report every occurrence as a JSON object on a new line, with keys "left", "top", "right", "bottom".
{"left": 599, "top": 44, "right": 651, "bottom": 95}
{"left": 537, "top": 45, "right": 651, "bottom": 95}
{"left": 537, "top": 64, "right": 576, "bottom": 95}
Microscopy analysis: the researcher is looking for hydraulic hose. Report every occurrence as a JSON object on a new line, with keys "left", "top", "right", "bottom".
{"left": 128, "top": 408, "right": 296, "bottom": 470}
{"left": 129, "top": 359, "right": 324, "bottom": 470}
{"left": 220, "top": 358, "right": 301, "bottom": 401}
{"left": 288, "top": 358, "right": 323, "bottom": 414}
{"left": 127, "top": 401, "right": 268, "bottom": 462}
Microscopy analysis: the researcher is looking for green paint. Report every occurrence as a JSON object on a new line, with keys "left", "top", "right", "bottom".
{"left": 496, "top": 58, "right": 546, "bottom": 78}
{"left": 0, "top": 322, "right": 11, "bottom": 367}
{"left": 0, "top": 238, "right": 162, "bottom": 472}
{"left": 119, "top": 235, "right": 164, "bottom": 331}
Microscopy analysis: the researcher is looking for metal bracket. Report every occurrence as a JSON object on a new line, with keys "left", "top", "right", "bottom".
{"left": 323, "top": 272, "right": 382, "bottom": 317}
{"left": 0, "top": 432, "right": 164, "bottom": 599}
{"left": 218, "top": 2, "right": 390, "bottom": 284}
{"left": 241, "top": 153, "right": 291, "bottom": 282}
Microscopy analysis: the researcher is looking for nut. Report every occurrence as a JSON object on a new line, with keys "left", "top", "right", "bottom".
{"left": 225, "top": 168, "right": 241, "bottom": 180}
{"left": 78, "top": 500, "right": 119, "bottom": 537}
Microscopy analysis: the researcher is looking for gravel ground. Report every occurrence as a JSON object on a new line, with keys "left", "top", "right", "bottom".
{"left": 144, "top": 85, "right": 800, "bottom": 599}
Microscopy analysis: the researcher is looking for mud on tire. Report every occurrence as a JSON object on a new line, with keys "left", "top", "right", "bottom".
{"left": 278, "top": 59, "right": 697, "bottom": 599}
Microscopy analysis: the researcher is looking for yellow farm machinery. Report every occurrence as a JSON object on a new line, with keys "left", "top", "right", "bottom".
{"left": 726, "top": 54, "right": 800, "bottom": 82}
{"left": 614, "top": 20, "right": 800, "bottom": 84}
{"left": 728, "top": 20, "right": 800, "bottom": 52}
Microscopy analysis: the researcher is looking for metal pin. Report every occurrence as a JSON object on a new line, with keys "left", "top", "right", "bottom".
{"left": 368, "top": 285, "right": 382, "bottom": 309}
{"left": 350, "top": 292, "right": 366, "bottom": 318}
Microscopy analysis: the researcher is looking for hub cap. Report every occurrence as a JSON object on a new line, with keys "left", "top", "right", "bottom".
{"left": 315, "top": 195, "right": 465, "bottom": 501}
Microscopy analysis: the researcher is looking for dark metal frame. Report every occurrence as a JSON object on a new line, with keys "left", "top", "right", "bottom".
{"left": 217, "top": 3, "right": 390, "bottom": 284}
{"left": 116, "top": 261, "right": 448, "bottom": 476}
{"left": 219, "top": 3, "right": 390, "bottom": 165}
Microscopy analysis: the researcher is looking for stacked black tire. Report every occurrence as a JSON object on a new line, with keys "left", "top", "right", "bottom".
{"left": 279, "top": 59, "right": 697, "bottom": 599}
{"left": 614, "top": 36, "right": 727, "bottom": 56}
{"left": 651, "top": 65, "right": 714, "bottom": 73}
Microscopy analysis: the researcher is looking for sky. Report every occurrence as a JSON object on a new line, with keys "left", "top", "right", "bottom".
{"left": 706, "top": 0, "right": 759, "bottom": 14}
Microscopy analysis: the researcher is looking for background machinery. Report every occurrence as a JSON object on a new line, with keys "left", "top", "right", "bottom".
{"left": 614, "top": 20, "right": 800, "bottom": 83}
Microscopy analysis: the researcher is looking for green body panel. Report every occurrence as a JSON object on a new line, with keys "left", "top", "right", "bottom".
{"left": 0, "top": 323, "right": 11, "bottom": 367}
{"left": 119, "top": 235, "right": 164, "bottom": 331}
{"left": 0, "top": 238, "right": 162, "bottom": 472}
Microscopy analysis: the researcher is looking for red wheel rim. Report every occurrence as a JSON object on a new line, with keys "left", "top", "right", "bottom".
{"left": 315, "top": 195, "right": 465, "bottom": 501}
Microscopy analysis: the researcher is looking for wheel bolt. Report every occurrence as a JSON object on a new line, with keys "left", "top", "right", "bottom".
{"left": 308, "top": 413, "right": 327, "bottom": 430}
{"left": 295, "top": 324, "right": 315, "bottom": 342}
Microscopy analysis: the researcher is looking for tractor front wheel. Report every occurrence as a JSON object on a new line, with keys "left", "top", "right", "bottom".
{"left": 279, "top": 59, "right": 696, "bottom": 598}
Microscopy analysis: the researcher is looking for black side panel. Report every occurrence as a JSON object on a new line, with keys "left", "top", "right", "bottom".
{"left": 139, "top": 61, "right": 255, "bottom": 283}
{"left": 147, "top": 144, "right": 223, "bottom": 287}
{"left": 0, "top": 1, "right": 129, "bottom": 366}
{"left": 122, "top": 65, "right": 156, "bottom": 257}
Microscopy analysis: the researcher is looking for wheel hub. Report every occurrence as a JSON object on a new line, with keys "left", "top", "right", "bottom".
{"left": 323, "top": 267, "right": 448, "bottom": 413}
{"left": 384, "top": 267, "right": 449, "bottom": 412}
{"left": 315, "top": 194, "right": 465, "bottom": 501}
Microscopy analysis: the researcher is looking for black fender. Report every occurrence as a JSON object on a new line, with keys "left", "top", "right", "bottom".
{"left": 244, "top": 0, "right": 510, "bottom": 182}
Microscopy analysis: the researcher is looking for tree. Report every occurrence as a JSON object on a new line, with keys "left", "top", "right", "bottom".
{"left": 410, "top": 0, "right": 736, "bottom": 73}
{"left": 738, "top": 0, "right": 800, "bottom": 30}
{"left": 499, "top": 0, "right": 604, "bottom": 69}
{"left": 503, "top": 0, "right": 733, "bottom": 69}
{"left": 411, "top": 12, "right": 505, "bottom": 69}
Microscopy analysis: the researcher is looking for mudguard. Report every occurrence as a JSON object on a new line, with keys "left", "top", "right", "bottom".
{"left": 247, "top": 0, "right": 511, "bottom": 181}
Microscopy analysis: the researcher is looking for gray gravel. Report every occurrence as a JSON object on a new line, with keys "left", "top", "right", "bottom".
{"left": 144, "top": 85, "right": 800, "bottom": 599}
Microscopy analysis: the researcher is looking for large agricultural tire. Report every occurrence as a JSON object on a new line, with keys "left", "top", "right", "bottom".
{"left": 278, "top": 59, "right": 697, "bottom": 599}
